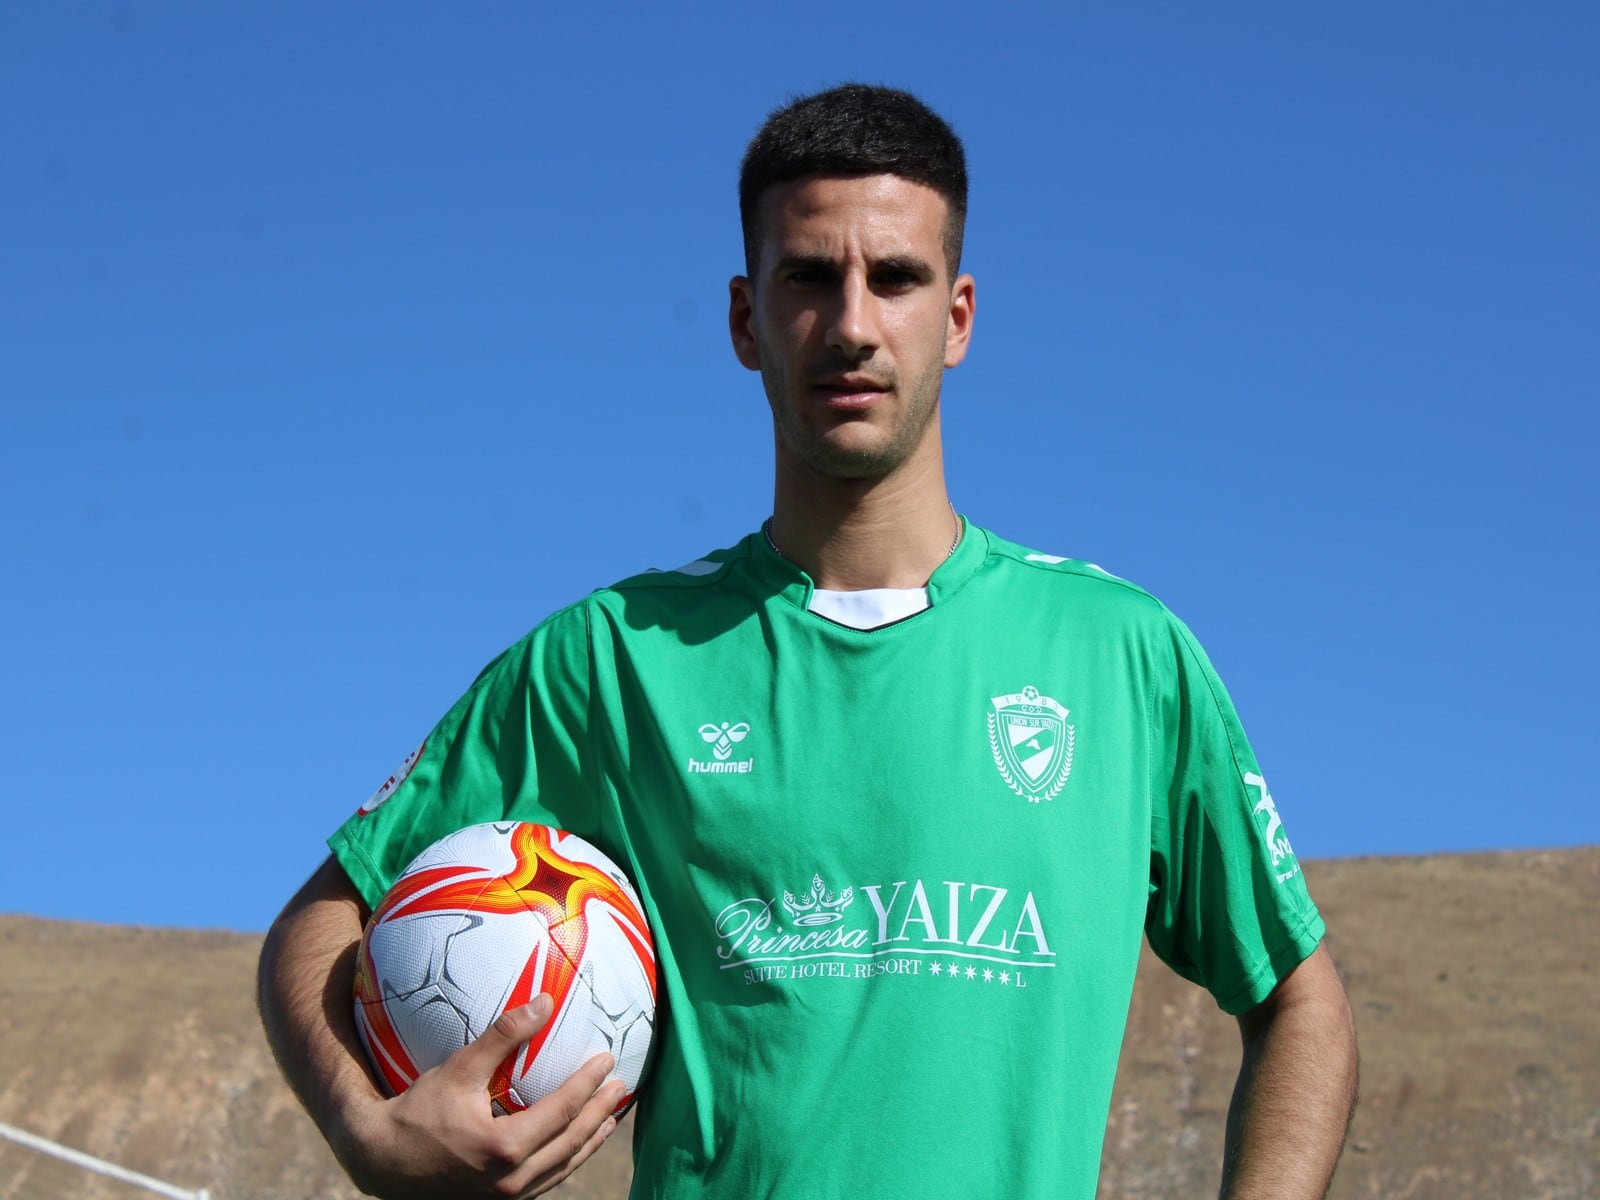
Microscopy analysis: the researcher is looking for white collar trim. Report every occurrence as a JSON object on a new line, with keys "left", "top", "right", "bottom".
{"left": 807, "top": 586, "right": 931, "bottom": 630}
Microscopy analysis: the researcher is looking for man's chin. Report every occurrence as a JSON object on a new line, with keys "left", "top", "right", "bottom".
{"left": 774, "top": 408, "right": 932, "bottom": 481}
{"left": 791, "top": 437, "right": 908, "bottom": 481}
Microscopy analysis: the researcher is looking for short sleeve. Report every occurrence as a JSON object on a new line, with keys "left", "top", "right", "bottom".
{"left": 1144, "top": 612, "right": 1325, "bottom": 1014}
{"left": 328, "top": 601, "right": 598, "bottom": 911}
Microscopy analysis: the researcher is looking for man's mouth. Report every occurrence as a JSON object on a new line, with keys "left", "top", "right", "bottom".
{"left": 812, "top": 376, "right": 890, "bottom": 408}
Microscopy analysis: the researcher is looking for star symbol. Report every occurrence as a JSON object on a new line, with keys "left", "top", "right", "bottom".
{"left": 930, "top": 962, "right": 943, "bottom": 976}
{"left": 947, "top": 962, "right": 961, "bottom": 978}
{"left": 965, "top": 965, "right": 977, "bottom": 980}
{"left": 982, "top": 968, "right": 995, "bottom": 983}
{"left": 999, "top": 971, "right": 1011, "bottom": 986}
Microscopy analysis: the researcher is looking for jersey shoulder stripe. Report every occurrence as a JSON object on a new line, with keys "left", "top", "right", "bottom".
{"left": 981, "top": 530, "right": 1162, "bottom": 606}
{"left": 604, "top": 536, "right": 756, "bottom": 594}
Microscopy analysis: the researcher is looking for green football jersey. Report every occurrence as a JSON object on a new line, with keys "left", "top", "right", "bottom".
{"left": 331, "top": 523, "right": 1324, "bottom": 1200}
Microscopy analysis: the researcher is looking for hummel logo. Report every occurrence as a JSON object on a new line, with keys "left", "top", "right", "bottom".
{"left": 687, "top": 721, "right": 755, "bottom": 775}
{"left": 698, "top": 721, "right": 750, "bottom": 760}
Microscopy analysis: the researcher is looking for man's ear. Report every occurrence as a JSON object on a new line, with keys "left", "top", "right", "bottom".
{"left": 729, "top": 276, "right": 761, "bottom": 372}
{"left": 944, "top": 272, "right": 976, "bottom": 369}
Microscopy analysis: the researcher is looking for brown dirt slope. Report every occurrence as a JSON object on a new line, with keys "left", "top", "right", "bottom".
{"left": 0, "top": 848, "right": 1594, "bottom": 1199}
{"left": 1099, "top": 849, "right": 1599, "bottom": 1199}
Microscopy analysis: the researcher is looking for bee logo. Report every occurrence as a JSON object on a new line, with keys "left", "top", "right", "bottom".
{"left": 698, "top": 721, "right": 751, "bottom": 761}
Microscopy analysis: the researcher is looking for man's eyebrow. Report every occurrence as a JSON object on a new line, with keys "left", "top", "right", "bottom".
{"left": 873, "top": 253, "right": 935, "bottom": 278}
{"left": 770, "top": 252, "right": 936, "bottom": 279}
{"left": 771, "top": 253, "right": 838, "bottom": 275}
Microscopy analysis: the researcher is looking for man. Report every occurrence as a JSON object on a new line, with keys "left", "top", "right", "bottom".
{"left": 259, "top": 84, "right": 1358, "bottom": 1199}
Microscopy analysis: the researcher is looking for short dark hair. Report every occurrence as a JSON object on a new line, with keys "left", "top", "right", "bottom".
{"left": 738, "top": 83, "right": 968, "bottom": 279}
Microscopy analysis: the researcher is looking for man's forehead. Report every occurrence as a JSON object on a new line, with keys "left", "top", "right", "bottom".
{"left": 757, "top": 173, "right": 948, "bottom": 252}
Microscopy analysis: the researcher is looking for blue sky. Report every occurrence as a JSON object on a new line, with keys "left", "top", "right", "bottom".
{"left": 3, "top": 4, "right": 1595, "bottom": 931}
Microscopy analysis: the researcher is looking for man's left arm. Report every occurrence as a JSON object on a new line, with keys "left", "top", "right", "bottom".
{"left": 1219, "top": 942, "right": 1358, "bottom": 1200}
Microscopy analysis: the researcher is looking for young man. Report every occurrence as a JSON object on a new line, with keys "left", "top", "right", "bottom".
{"left": 258, "top": 85, "right": 1358, "bottom": 1199}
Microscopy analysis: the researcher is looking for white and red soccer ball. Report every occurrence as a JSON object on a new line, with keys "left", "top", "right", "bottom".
{"left": 353, "top": 822, "right": 657, "bottom": 1115}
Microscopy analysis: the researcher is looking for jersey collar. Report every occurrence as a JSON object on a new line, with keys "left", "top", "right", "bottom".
{"left": 750, "top": 516, "right": 988, "bottom": 620}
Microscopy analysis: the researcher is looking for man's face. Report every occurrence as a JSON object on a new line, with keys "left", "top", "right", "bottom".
{"left": 729, "top": 174, "right": 975, "bottom": 481}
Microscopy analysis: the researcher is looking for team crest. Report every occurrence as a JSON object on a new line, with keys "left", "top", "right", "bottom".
{"left": 987, "top": 686, "right": 1075, "bottom": 802}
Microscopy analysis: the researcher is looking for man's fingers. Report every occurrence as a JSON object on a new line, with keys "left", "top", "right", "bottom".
{"left": 501, "top": 1050, "right": 618, "bottom": 1145}
{"left": 406, "top": 1014, "right": 621, "bottom": 1194}
{"left": 501, "top": 1077, "right": 629, "bottom": 1197}
{"left": 448, "top": 996, "right": 555, "bottom": 1087}
{"left": 522, "top": 1112, "right": 618, "bottom": 1196}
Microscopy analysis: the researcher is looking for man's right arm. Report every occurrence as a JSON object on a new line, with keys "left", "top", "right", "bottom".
{"left": 257, "top": 855, "right": 625, "bottom": 1199}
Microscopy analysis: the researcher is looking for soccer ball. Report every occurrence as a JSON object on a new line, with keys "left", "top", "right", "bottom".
{"left": 352, "top": 821, "right": 657, "bottom": 1115}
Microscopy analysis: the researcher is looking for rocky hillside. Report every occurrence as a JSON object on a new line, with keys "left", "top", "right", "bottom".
{"left": 1, "top": 849, "right": 1595, "bottom": 1199}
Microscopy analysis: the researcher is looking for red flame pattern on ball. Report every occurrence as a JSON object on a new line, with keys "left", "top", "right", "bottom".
{"left": 353, "top": 823, "right": 656, "bottom": 1112}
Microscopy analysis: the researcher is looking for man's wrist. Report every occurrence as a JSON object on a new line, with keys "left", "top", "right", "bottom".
{"left": 325, "top": 1089, "right": 393, "bottom": 1189}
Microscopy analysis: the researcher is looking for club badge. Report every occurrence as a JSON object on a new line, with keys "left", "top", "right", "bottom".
{"left": 987, "top": 686, "right": 1075, "bottom": 802}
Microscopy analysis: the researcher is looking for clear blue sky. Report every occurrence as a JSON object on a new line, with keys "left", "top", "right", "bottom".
{"left": 3, "top": 4, "right": 1595, "bottom": 931}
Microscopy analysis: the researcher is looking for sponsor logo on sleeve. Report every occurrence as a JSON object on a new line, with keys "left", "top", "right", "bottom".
{"left": 1244, "top": 772, "right": 1300, "bottom": 884}
{"left": 358, "top": 740, "right": 426, "bottom": 815}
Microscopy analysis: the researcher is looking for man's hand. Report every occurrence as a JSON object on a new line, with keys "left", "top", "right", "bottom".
{"left": 338, "top": 998, "right": 627, "bottom": 1199}
{"left": 258, "top": 856, "right": 624, "bottom": 1200}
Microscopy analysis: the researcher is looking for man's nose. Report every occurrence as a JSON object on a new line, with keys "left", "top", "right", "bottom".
{"left": 825, "top": 274, "right": 878, "bottom": 359}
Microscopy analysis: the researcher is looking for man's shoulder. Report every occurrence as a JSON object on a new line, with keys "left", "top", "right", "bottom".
{"left": 521, "top": 532, "right": 765, "bottom": 638}
{"left": 976, "top": 526, "right": 1167, "bottom": 613}
{"left": 601, "top": 533, "right": 761, "bottom": 595}
{"left": 477, "top": 534, "right": 763, "bottom": 680}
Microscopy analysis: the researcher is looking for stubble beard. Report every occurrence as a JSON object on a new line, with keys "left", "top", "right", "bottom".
{"left": 765, "top": 366, "right": 943, "bottom": 482}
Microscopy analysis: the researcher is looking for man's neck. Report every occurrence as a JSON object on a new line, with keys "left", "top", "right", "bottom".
{"left": 767, "top": 453, "right": 958, "bottom": 591}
